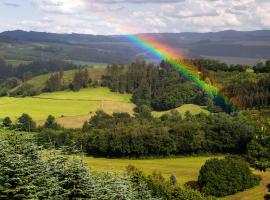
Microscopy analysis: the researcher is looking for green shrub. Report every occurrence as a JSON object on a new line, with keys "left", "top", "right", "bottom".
{"left": 198, "top": 156, "right": 261, "bottom": 197}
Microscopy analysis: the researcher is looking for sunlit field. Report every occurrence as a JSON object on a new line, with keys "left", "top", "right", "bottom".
{"left": 0, "top": 87, "right": 134, "bottom": 128}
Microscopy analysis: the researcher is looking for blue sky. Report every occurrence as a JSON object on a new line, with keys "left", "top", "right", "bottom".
{"left": 0, "top": 0, "right": 270, "bottom": 34}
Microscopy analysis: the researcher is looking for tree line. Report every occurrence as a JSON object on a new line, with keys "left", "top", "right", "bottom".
{"left": 35, "top": 109, "right": 255, "bottom": 157}
{"left": 191, "top": 58, "right": 270, "bottom": 73}
{"left": 0, "top": 58, "right": 77, "bottom": 82}
{"left": 102, "top": 61, "right": 213, "bottom": 111}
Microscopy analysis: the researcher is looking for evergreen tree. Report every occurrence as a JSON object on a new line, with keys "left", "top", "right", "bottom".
{"left": 43, "top": 115, "right": 60, "bottom": 130}
{"left": 17, "top": 113, "right": 36, "bottom": 132}
{"left": 2, "top": 117, "right": 12, "bottom": 128}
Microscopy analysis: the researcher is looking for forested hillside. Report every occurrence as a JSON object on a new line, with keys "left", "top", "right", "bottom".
{"left": 1, "top": 30, "right": 270, "bottom": 65}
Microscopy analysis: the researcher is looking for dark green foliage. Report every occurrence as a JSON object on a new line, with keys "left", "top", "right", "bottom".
{"left": 44, "top": 71, "right": 63, "bottom": 92}
{"left": 246, "top": 138, "right": 270, "bottom": 171}
{"left": 0, "top": 59, "right": 76, "bottom": 81}
{"left": 126, "top": 165, "right": 215, "bottom": 200}
{"left": 43, "top": 115, "right": 61, "bottom": 130}
{"left": 102, "top": 61, "right": 212, "bottom": 111}
{"left": 37, "top": 110, "right": 255, "bottom": 157}
{"left": 2, "top": 117, "right": 12, "bottom": 128}
{"left": 0, "top": 137, "right": 61, "bottom": 199}
{"left": 221, "top": 74, "right": 270, "bottom": 109}
{"left": 17, "top": 113, "right": 36, "bottom": 132}
{"left": 198, "top": 156, "right": 261, "bottom": 197}
{"left": 70, "top": 68, "right": 90, "bottom": 91}
{"left": 0, "top": 136, "right": 159, "bottom": 199}
{"left": 10, "top": 83, "right": 38, "bottom": 97}
{"left": 169, "top": 175, "right": 177, "bottom": 185}
{"left": 254, "top": 60, "right": 270, "bottom": 73}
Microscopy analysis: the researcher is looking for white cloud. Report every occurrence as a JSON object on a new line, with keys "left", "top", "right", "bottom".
{"left": 1, "top": 0, "right": 270, "bottom": 34}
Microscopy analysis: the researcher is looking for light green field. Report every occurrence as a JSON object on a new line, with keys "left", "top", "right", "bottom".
{"left": 152, "top": 104, "right": 209, "bottom": 118}
{"left": 0, "top": 87, "right": 134, "bottom": 128}
{"left": 71, "top": 155, "right": 221, "bottom": 186}
{"left": 70, "top": 155, "right": 269, "bottom": 200}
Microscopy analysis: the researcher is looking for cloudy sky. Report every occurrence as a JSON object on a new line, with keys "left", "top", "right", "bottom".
{"left": 0, "top": 0, "right": 269, "bottom": 34}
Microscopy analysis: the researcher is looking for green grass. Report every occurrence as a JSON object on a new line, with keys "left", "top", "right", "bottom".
{"left": 152, "top": 104, "right": 209, "bottom": 118}
{"left": 22, "top": 67, "right": 106, "bottom": 92}
{"left": 71, "top": 155, "right": 222, "bottom": 186}
{"left": 0, "top": 87, "right": 134, "bottom": 128}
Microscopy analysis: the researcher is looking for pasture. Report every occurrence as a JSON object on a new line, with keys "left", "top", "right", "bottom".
{"left": 0, "top": 87, "right": 134, "bottom": 128}
{"left": 152, "top": 104, "right": 209, "bottom": 118}
{"left": 71, "top": 155, "right": 270, "bottom": 200}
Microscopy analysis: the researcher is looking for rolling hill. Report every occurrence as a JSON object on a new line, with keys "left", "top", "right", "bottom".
{"left": 1, "top": 30, "right": 270, "bottom": 65}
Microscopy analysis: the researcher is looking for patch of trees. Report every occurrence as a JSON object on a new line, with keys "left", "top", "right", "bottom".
{"left": 127, "top": 165, "right": 214, "bottom": 200}
{"left": 0, "top": 77, "right": 21, "bottom": 96}
{"left": 254, "top": 60, "right": 270, "bottom": 73}
{"left": 69, "top": 68, "right": 91, "bottom": 91}
{"left": 198, "top": 156, "right": 261, "bottom": 197}
{"left": 102, "top": 61, "right": 213, "bottom": 111}
{"left": 221, "top": 75, "right": 270, "bottom": 109}
{"left": 0, "top": 58, "right": 77, "bottom": 81}
{"left": 44, "top": 71, "right": 64, "bottom": 92}
{"left": 191, "top": 58, "right": 250, "bottom": 72}
{"left": 0, "top": 135, "right": 213, "bottom": 200}
{"left": 190, "top": 58, "right": 270, "bottom": 73}
{"left": 36, "top": 110, "right": 255, "bottom": 157}
{"left": 1, "top": 113, "right": 36, "bottom": 132}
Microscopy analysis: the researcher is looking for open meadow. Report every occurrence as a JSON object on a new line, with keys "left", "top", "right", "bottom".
{"left": 0, "top": 87, "right": 135, "bottom": 128}
{"left": 68, "top": 155, "right": 270, "bottom": 200}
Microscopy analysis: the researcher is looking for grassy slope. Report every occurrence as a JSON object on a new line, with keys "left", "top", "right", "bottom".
{"left": 72, "top": 155, "right": 222, "bottom": 186}
{"left": 152, "top": 104, "right": 209, "bottom": 118}
{"left": 24, "top": 67, "right": 106, "bottom": 92}
{"left": 0, "top": 87, "right": 135, "bottom": 128}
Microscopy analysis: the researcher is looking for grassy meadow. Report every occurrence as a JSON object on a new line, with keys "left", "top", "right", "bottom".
{"left": 152, "top": 104, "right": 209, "bottom": 118}
{"left": 67, "top": 155, "right": 269, "bottom": 200}
{"left": 69, "top": 155, "right": 222, "bottom": 186}
{"left": 0, "top": 87, "right": 135, "bottom": 128}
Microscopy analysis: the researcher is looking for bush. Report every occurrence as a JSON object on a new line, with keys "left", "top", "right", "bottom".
{"left": 198, "top": 156, "right": 261, "bottom": 197}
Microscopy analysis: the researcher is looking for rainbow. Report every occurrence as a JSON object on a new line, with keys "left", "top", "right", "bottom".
{"left": 84, "top": 6, "right": 235, "bottom": 113}
{"left": 122, "top": 34, "right": 235, "bottom": 113}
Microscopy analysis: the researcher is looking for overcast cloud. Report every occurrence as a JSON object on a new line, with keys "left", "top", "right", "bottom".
{"left": 0, "top": 0, "right": 269, "bottom": 34}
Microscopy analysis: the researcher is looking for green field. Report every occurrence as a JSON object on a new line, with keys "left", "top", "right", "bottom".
{"left": 69, "top": 155, "right": 269, "bottom": 200}
{"left": 18, "top": 67, "right": 106, "bottom": 93}
{"left": 0, "top": 87, "right": 134, "bottom": 128}
{"left": 152, "top": 104, "right": 209, "bottom": 118}
{"left": 71, "top": 155, "right": 221, "bottom": 186}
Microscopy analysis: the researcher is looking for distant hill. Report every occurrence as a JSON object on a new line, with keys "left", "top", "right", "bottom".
{"left": 0, "top": 30, "right": 270, "bottom": 65}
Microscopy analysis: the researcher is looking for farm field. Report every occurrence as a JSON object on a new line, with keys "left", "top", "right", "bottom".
{"left": 152, "top": 104, "right": 209, "bottom": 118}
{"left": 0, "top": 87, "right": 135, "bottom": 128}
{"left": 69, "top": 155, "right": 270, "bottom": 200}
